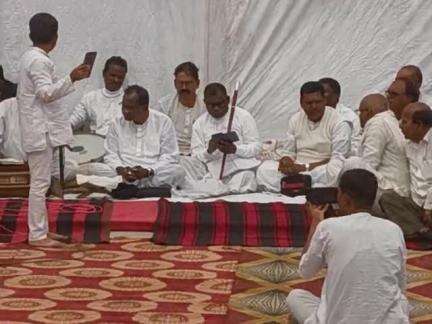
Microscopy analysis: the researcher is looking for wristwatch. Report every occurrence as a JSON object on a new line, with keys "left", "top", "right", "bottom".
{"left": 305, "top": 163, "right": 310, "bottom": 172}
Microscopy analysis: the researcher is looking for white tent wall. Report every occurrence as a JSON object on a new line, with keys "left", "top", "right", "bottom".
{"left": 0, "top": 0, "right": 208, "bottom": 110}
{"left": 1, "top": 0, "right": 431, "bottom": 139}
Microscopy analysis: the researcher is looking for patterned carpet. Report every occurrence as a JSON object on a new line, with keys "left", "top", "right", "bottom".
{"left": 1, "top": 238, "right": 431, "bottom": 323}
{"left": 0, "top": 238, "right": 240, "bottom": 323}
{"left": 227, "top": 247, "right": 432, "bottom": 323}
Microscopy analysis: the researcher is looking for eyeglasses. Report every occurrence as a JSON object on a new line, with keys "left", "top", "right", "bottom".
{"left": 385, "top": 90, "right": 405, "bottom": 98}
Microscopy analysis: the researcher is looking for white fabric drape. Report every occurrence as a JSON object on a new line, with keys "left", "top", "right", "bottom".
{"left": 1, "top": 0, "right": 431, "bottom": 139}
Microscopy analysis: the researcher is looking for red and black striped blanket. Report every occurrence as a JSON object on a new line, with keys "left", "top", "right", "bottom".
{"left": 152, "top": 198, "right": 311, "bottom": 246}
{"left": 0, "top": 198, "right": 110, "bottom": 244}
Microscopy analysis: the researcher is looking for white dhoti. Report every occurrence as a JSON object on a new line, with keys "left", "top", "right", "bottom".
{"left": 27, "top": 144, "right": 54, "bottom": 241}
{"left": 179, "top": 155, "right": 207, "bottom": 181}
{"left": 178, "top": 169, "right": 257, "bottom": 199}
{"left": 137, "top": 164, "right": 186, "bottom": 188}
{"left": 51, "top": 149, "right": 79, "bottom": 181}
{"left": 256, "top": 160, "right": 283, "bottom": 192}
{"left": 78, "top": 162, "right": 117, "bottom": 177}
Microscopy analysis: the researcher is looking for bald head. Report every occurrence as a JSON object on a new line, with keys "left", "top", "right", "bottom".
{"left": 358, "top": 93, "right": 388, "bottom": 128}
{"left": 396, "top": 65, "right": 423, "bottom": 90}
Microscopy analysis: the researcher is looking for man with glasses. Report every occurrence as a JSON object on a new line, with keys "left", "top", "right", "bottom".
{"left": 186, "top": 82, "right": 261, "bottom": 195}
{"left": 358, "top": 79, "right": 418, "bottom": 199}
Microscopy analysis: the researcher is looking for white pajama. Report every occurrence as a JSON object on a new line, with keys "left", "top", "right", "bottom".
{"left": 27, "top": 138, "right": 53, "bottom": 241}
{"left": 17, "top": 47, "right": 75, "bottom": 241}
{"left": 287, "top": 289, "right": 320, "bottom": 324}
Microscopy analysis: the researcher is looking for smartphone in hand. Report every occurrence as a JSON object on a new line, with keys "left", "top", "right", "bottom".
{"left": 83, "top": 52, "right": 97, "bottom": 75}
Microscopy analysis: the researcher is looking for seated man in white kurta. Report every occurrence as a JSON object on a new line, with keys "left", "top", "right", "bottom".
{"left": 257, "top": 81, "right": 351, "bottom": 191}
{"left": 186, "top": 82, "right": 261, "bottom": 195}
{"left": 157, "top": 62, "right": 206, "bottom": 178}
{"left": 104, "top": 85, "right": 185, "bottom": 188}
{"left": 70, "top": 56, "right": 127, "bottom": 136}
{"left": 319, "top": 77, "right": 361, "bottom": 156}
{"left": 356, "top": 79, "right": 418, "bottom": 199}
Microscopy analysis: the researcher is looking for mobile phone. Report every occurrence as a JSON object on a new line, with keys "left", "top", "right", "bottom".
{"left": 83, "top": 52, "right": 97, "bottom": 74}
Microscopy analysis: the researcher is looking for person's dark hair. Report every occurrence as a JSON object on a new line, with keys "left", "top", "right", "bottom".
{"left": 29, "top": 13, "right": 58, "bottom": 44}
{"left": 124, "top": 85, "right": 149, "bottom": 107}
{"left": 319, "top": 77, "right": 341, "bottom": 96}
{"left": 398, "top": 78, "right": 420, "bottom": 102}
{"left": 103, "top": 56, "right": 128, "bottom": 74}
{"left": 300, "top": 81, "right": 325, "bottom": 98}
{"left": 204, "top": 82, "right": 227, "bottom": 98}
{"left": 174, "top": 61, "right": 199, "bottom": 80}
{"left": 339, "top": 169, "right": 378, "bottom": 208}
{"left": 0, "top": 65, "right": 17, "bottom": 101}
{"left": 402, "top": 65, "right": 423, "bottom": 88}
{"left": 412, "top": 103, "right": 432, "bottom": 127}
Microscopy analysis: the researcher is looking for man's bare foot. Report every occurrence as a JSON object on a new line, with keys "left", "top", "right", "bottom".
{"left": 47, "top": 232, "right": 70, "bottom": 242}
{"left": 28, "top": 237, "right": 66, "bottom": 248}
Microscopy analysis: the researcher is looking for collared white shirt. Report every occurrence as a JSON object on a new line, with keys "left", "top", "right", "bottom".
{"left": 281, "top": 107, "right": 351, "bottom": 186}
{"left": 70, "top": 87, "right": 123, "bottom": 136}
{"left": 17, "top": 47, "right": 75, "bottom": 152}
{"left": 104, "top": 109, "right": 180, "bottom": 174}
{"left": 191, "top": 107, "right": 261, "bottom": 178}
{"left": 406, "top": 128, "right": 432, "bottom": 210}
{"left": 359, "top": 110, "right": 410, "bottom": 197}
{"left": 157, "top": 92, "right": 205, "bottom": 155}
{"left": 0, "top": 98, "right": 26, "bottom": 161}
{"left": 300, "top": 212, "right": 409, "bottom": 324}
{"left": 336, "top": 103, "right": 361, "bottom": 156}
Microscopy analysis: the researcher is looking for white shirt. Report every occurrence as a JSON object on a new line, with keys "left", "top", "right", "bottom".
{"left": 0, "top": 98, "right": 26, "bottom": 160}
{"left": 406, "top": 128, "right": 432, "bottom": 210}
{"left": 191, "top": 107, "right": 261, "bottom": 178}
{"left": 157, "top": 92, "right": 205, "bottom": 155}
{"left": 359, "top": 110, "right": 410, "bottom": 197}
{"left": 104, "top": 109, "right": 180, "bottom": 174}
{"left": 336, "top": 103, "right": 361, "bottom": 156}
{"left": 282, "top": 107, "right": 351, "bottom": 186}
{"left": 70, "top": 88, "right": 123, "bottom": 136}
{"left": 300, "top": 213, "right": 409, "bottom": 324}
{"left": 17, "top": 47, "right": 75, "bottom": 152}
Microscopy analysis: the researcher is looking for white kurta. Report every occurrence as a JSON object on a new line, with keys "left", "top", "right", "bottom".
{"left": 405, "top": 128, "right": 432, "bottom": 210}
{"left": 17, "top": 47, "right": 75, "bottom": 152}
{"left": 70, "top": 87, "right": 123, "bottom": 136}
{"left": 191, "top": 107, "right": 261, "bottom": 178}
{"left": 336, "top": 103, "right": 361, "bottom": 156}
{"left": 257, "top": 107, "right": 351, "bottom": 191}
{"left": 289, "top": 212, "right": 408, "bottom": 324}
{"left": 178, "top": 107, "right": 261, "bottom": 198}
{"left": 104, "top": 109, "right": 185, "bottom": 187}
{"left": 0, "top": 98, "right": 26, "bottom": 161}
{"left": 157, "top": 92, "right": 205, "bottom": 155}
{"left": 359, "top": 110, "right": 410, "bottom": 197}
{"left": 17, "top": 46, "right": 75, "bottom": 241}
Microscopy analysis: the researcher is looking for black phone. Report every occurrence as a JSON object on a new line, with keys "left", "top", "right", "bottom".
{"left": 306, "top": 187, "right": 338, "bottom": 205}
{"left": 83, "top": 52, "right": 97, "bottom": 74}
{"left": 211, "top": 131, "right": 239, "bottom": 143}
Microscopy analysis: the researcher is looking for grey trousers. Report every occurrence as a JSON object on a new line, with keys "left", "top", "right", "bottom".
{"left": 379, "top": 190, "right": 424, "bottom": 236}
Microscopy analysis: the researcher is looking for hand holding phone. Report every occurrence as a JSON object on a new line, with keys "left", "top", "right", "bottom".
{"left": 83, "top": 52, "right": 97, "bottom": 74}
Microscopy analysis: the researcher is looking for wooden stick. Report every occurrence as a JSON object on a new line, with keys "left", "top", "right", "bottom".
{"left": 219, "top": 82, "right": 240, "bottom": 180}
{"left": 59, "top": 145, "right": 65, "bottom": 198}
